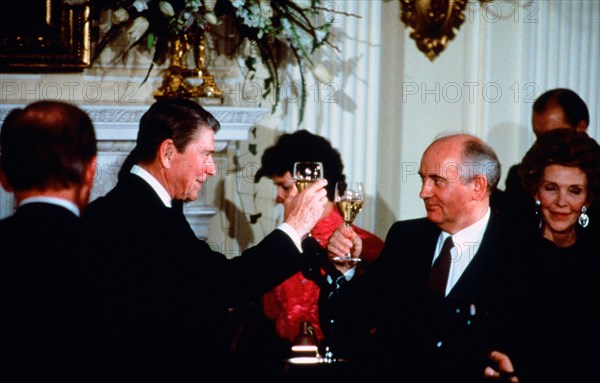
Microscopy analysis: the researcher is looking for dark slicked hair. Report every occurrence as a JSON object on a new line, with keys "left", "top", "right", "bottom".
{"left": 118, "top": 97, "right": 220, "bottom": 180}
{"left": 520, "top": 129, "right": 600, "bottom": 204}
{"left": 533, "top": 88, "right": 589, "bottom": 128}
{"left": 0, "top": 101, "right": 97, "bottom": 191}
{"left": 254, "top": 130, "right": 344, "bottom": 201}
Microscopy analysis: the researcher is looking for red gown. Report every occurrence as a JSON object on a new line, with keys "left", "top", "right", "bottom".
{"left": 262, "top": 208, "right": 384, "bottom": 343}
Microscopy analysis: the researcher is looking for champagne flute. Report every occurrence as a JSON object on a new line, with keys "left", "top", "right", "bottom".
{"left": 333, "top": 181, "right": 364, "bottom": 262}
{"left": 293, "top": 162, "right": 324, "bottom": 238}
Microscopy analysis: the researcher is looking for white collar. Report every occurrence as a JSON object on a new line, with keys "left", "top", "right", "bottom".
{"left": 437, "top": 207, "right": 491, "bottom": 264}
{"left": 19, "top": 196, "right": 80, "bottom": 217}
{"left": 130, "top": 164, "right": 172, "bottom": 208}
{"left": 445, "top": 207, "right": 491, "bottom": 249}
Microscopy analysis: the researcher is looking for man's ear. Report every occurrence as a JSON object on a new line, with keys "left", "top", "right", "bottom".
{"left": 471, "top": 174, "right": 489, "bottom": 201}
{"left": 77, "top": 157, "right": 97, "bottom": 210}
{"left": 84, "top": 156, "right": 97, "bottom": 188}
{"left": 0, "top": 162, "right": 12, "bottom": 192}
{"left": 158, "top": 139, "right": 175, "bottom": 168}
{"left": 576, "top": 120, "right": 589, "bottom": 133}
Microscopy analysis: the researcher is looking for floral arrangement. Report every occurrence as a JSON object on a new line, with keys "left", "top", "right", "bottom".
{"left": 91, "top": 0, "right": 351, "bottom": 121}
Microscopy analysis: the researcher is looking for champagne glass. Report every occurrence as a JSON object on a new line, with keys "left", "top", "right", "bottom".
{"left": 293, "top": 162, "right": 324, "bottom": 238}
{"left": 293, "top": 162, "right": 324, "bottom": 192}
{"left": 333, "top": 181, "right": 364, "bottom": 262}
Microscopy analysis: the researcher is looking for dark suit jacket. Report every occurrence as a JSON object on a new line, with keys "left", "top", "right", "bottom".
{"left": 81, "top": 174, "right": 314, "bottom": 382}
{"left": 324, "top": 213, "right": 524, "bottom": 383}
{"left": 0, "top": 203, "right": 93, "bottom": 382}
{"left": 509, "top": 227, "right": 599, "bottom": 383}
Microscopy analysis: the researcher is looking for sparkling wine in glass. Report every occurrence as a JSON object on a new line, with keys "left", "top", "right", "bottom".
{"left": 293, "top": 162, "right": 324, "bottom": 192}
{"left": 333, "top": 181, "right": 364, "bottom": 262}
{"left": 293, "top": 161, "right": 324, "bottom": 238}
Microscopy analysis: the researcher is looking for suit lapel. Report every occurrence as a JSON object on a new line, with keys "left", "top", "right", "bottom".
{"left": 447, "top": 213, "right": 500, "bottom": 297}
{"left": 418, "top": 221, "right": 442, "bottom": 281}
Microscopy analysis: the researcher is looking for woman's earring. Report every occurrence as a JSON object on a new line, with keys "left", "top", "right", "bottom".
{"left": 535, "top": 200, "right": 542, "bottom": 229}
{"left": 578, "top": 206, "right": 589, "bottom": 228}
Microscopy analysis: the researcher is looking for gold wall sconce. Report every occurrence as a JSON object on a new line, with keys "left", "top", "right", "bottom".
{"left": 400, "top": 0, "right": 492, "bottom": 61}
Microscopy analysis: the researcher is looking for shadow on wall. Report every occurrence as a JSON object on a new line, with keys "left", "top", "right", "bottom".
{"left": 212, "top": 179, "right": 255, "bottom": 254}
{"left": 374, "top": 193, "right": 397, "bottom": 240}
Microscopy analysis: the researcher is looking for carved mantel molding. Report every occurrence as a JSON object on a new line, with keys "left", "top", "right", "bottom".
{"left": 0, "top": 104, "right": 268, "bottom": 151}
{"left": 0, "top": 103, "right": 269, "bottom": 239}
{"left": 0, "top": 104, "right": 267, "bottom": 145}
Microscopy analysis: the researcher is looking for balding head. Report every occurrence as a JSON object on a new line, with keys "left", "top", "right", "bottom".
{"left": 425, "top": 134, "right": 501, "bottom": 194}
{"left": 420, "top": 133, "right": 500, "bottom": 233}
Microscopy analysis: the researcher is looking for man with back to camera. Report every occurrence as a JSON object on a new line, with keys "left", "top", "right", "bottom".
{"left": 0, "top": 101, "right": 98, "bottom": 382}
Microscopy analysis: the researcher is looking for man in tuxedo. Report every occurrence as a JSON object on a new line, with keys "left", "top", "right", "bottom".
{"left": 81, "top": 98, "right": 328, "bottom": 382}
{"left": 0, "top": 101, "right": 98, "bottom": 381}
{"left": 325, "top": 133, "right": 523, "bottom": 383}
{"left": 495, "top": 88, "right": 589, "bottom": 225}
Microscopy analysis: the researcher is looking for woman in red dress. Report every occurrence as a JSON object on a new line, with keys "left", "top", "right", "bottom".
{"left": 255, "top": 130, "right": 384, "bottom": 345}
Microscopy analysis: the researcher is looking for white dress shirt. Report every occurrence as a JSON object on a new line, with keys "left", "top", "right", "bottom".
{"left": 19, "top": 196, "right": 80, "bottom": 217}
{"left": 433, "top": 208, "right": 491, "bottom": 296}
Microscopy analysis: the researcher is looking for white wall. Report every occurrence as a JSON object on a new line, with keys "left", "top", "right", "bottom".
{"left": 253, "top": 0, "right": 599, "bottom": 239}
{"left": 379, "top": 0, "right": 599, "bottom": 231}
{"left": 2, "top": 0, "right": 598, "bottom": 247}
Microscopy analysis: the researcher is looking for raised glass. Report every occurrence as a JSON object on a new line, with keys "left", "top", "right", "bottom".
{"left": 333, "top": 181, "right": 364, "bottom": 263}
{"left": 293, "top": 162, "right": 324, "bottom": 238}
{"left": 293, "top": 162, "right": 324, "bottom": 192}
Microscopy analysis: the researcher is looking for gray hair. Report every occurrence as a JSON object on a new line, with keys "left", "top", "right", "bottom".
{"left": 461, "top": 139, "right": 501, "bottom": 193}
{"left": 431, "top": 132, "right": 501, "bottom": 194}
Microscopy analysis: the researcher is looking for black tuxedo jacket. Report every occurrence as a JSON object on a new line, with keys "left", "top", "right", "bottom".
{"left": 324, "top": 213, "right": 524, "bottom": 383}
{"left": 81, "top": 174, "right": 314, "bottom": 381}
{"left": 0, "top": 203, "right": 93, "bottom": 382}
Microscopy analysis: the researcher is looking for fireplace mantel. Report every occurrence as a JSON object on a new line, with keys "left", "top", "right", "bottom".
{"left": 0, "top": 103, "right": 269, "bottom": 239}
{"left": 0, "top": 104, "right": 268, "bottom": 151}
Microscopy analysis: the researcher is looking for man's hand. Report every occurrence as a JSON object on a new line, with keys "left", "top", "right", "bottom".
{"left": 326, "top": 223, "right": 363, "bottom": 271}
{"left": 283, "top": 179, "right": 328, "bottom": 237}
{"left": 484, "top": 350, "right": 519, "bottom": 382}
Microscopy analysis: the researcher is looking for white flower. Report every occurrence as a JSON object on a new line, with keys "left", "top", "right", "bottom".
{"left": 159, "top": 1, "right": 175, "bottom": 17}
{"left": 126, "top": 17, "right": 150, "bottom": 44}
{"left": 203, "top": 0, "right": 218, "bottom": 12}
{"left": 232, "top": 0, "right": 246, "bottom": 9}
{"left": 185, "top": 0, "right": 200, "bottom": 12}
{"left": 112, "top": 8, "right": 130, "bottom": 24}
{"left": 132, "top": 0, "right": 150, "bottom": 13}
{"left": 205, "top": 12, "right": 218, "bottom": 25}
{"left": 311, "top": 63, "right": 333, "bottom": 83}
